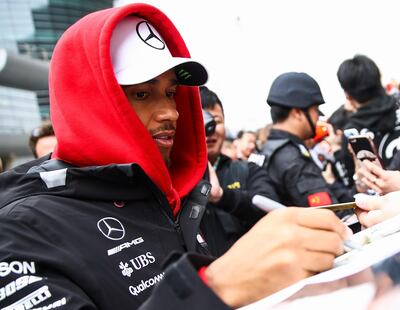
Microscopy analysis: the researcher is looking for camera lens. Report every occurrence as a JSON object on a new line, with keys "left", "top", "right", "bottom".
{"left": 202, "top": 110, "right": 216, "bottom": 137}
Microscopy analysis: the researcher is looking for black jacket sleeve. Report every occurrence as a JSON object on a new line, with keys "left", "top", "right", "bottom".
{"left": 269, "top": 146, "right": 338, "bottom": 207}
{"left": 215, "top": 162, "right": 269, "bottom": 223}
{"left": 139, "top": 253, "right": 231, "bottom": 310}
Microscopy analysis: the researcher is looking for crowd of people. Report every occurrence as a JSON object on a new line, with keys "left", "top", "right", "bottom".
{"left": 1, "top": 2, "right": 400, "bottom": 310}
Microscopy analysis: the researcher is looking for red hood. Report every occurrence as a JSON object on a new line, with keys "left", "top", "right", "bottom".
{"left": 49, "top": 4, "right": 207, "bottom": 214}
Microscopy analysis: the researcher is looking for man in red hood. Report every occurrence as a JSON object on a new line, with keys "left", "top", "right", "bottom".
{"left": 0, "top": 3, "right": 349, "bottom": 310}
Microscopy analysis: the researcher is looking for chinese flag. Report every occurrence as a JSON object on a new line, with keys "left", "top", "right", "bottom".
{"left": 308, "top": 192, "right": 332, "bottom": 207}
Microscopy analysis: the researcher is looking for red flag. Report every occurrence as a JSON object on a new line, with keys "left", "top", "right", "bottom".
{"left": 308, "top": 192, "right": 332, "bottom": 207}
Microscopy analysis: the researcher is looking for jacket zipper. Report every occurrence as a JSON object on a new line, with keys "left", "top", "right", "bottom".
{"left": 147, "top": 180, "right": 187, "bottom": 250}
{"left": 173, "top": 217, "right": 187, "bottom": 251}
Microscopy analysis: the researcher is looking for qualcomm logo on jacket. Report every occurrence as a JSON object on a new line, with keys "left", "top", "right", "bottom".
{"left": 128, "top": 273, "right": 164, "bottom": 296}
{"left": 119, "top": 252, "right": 156, "bottom": 277}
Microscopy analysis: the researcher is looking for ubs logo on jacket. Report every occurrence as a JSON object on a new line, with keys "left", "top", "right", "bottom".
{"left": 120, "top": 252, "right": 155, "bottom": 277}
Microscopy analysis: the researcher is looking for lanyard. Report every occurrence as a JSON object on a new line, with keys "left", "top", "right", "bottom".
{"left": 213, "top": 155, "right": 221, "bottom": 171}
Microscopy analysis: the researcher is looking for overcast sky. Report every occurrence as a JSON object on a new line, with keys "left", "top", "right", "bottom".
{"left": 115, "top": 0, "right": 400, "bottom": 134}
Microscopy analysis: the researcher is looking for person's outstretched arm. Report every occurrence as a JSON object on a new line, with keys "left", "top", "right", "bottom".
{"left": 203, "top": 208, "right": 349, "bottom": 308}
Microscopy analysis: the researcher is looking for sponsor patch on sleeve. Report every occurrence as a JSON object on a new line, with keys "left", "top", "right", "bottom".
{"left": 307, "top": 192, "right": 332, "bottom": 207}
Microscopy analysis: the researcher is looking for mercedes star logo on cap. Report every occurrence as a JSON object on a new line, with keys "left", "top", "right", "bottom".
{"left": 97, "top": 217, "right": 125, "bottom": 240}
{"left": 136, "top": 21, "right": 165, "bottom": 50}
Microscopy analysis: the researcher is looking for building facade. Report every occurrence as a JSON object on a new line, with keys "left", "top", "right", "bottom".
{"left": 0, "top": 0, "right": 113, "bottom": 167}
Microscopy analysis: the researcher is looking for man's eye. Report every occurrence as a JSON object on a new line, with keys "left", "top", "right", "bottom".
{"left": 134, "top": 92, "right": 148, "bottom": 100}
{"left": 166, "top": 91, "right": 176, "bottom": 99}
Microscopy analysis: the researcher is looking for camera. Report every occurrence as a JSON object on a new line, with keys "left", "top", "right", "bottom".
{"left": 202, "top": 110, "right": 216, "bottom": 137}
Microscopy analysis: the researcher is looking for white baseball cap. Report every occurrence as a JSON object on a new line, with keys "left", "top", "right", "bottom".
{"left": 110, "top": 16, "right": 208, "bottom": 86}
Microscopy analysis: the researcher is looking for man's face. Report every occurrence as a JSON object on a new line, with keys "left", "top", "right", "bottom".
{"left": 302, "top": 105, "right": 320, "bottom": 140}
{"left": 309, "top": 105, "right": 320, "bottom": 122}
{"left": 122, "top": 69, "right": 179, "bottom": 167}
{"left": 237, "top": 132, "right": 257, "bottom": 159}
{"left": 205, "top": 104, "right": 225, "bottom": 164}
{"left": 35, "top": 135, "right": 57, "bottom": 158}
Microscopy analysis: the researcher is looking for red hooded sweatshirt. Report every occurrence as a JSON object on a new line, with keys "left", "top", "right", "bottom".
{"left": 49, "top": 3, "right": 208, "bottom": 215}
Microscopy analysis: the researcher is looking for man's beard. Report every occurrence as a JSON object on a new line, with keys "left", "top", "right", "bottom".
{"left": 149, "top": 123, "right": 176, "bottom": 168}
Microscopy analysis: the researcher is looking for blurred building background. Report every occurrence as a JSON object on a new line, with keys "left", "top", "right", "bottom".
{"left": 0, "top": 0, "right": 113, "bottom": 168}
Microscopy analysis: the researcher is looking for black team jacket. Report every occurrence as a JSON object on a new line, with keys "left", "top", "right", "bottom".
{"left": 0, "top": 157, "right": 230, "bottom": 309}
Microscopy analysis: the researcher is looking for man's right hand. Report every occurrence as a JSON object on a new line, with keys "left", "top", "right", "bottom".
{"left": 205, "top": 207, "right": 349, "bottom": 308}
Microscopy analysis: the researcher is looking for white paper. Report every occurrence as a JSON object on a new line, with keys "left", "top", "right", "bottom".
{"left": 239, "top": 214, "right": 400, "bottom": 310}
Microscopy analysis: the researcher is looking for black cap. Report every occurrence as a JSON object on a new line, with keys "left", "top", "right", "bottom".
{"left": 267, "top": 72, "right": 325, "bottom": 109}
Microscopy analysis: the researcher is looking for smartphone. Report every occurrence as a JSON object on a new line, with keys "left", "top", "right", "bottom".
{"left": 348, "top": 134, "right": 384, "bottom": 168}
